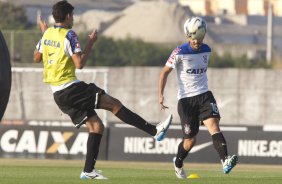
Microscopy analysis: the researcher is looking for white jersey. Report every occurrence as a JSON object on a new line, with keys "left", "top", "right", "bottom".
{"left": 166, "top": 42, "right": 211, "bottom": 99}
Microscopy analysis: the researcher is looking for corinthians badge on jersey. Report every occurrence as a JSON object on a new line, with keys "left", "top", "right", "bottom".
{"left": 184, "top": 124, "right": 191, "bottom": 134}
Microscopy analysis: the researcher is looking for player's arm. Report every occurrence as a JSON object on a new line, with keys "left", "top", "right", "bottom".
{"left": 33, "top": 16, "right": 47, "bottom": 63}
{"left": 38, "top": 15, "right": 48, "bottom": 33}
{"left": 33, "top": 49, "right": 42, "bottom": 63}
{"left": 33, "top": 38, "right": 43, "bottom": 63}
{"left": 72, "top": 29, "right": 98, "bottom": 69}
{"left": 158, "top": 65, "right": 173, "bottom": 110}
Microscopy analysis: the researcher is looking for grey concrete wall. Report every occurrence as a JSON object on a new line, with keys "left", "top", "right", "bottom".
{"left": 3, "top": 67, "right": 282, "bottom": 126}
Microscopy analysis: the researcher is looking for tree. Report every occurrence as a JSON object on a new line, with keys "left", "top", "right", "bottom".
{"left": 0, "top": 2, "right": 30, "bottom": 29}
{"left": 79, "top": 35, "right": 172, "bottom": 66}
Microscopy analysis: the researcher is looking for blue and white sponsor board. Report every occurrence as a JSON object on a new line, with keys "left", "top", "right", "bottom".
{"left": 1, "top": 120, "right": 282, "bottom": 164}
{"left": 107, "top": 124, "right": 282, "bottom": 164}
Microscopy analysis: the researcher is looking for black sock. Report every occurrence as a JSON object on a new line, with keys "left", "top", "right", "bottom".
{"left": 84, "top": 133, "right": 102, "bottom": 172}
{"left": 212, "top": 132, "right": 228, "bottom": 162}
{"left": 115, "top": 106, "right": 156, "bottom": 136}
{"left": 175, "top": 141, "right": 189, "bottom": 168}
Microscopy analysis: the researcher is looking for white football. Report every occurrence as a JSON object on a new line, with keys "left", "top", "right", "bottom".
{"left": 184, "top": 17, "right": 207, "bottom": 40}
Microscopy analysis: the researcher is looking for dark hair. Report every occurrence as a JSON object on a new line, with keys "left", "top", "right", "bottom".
{"left": 52, "top": 0, "right": 74, "bottom": 23}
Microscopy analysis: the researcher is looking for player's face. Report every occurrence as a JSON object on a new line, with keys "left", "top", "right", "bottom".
{"left": 66, "top": 12, "right": 74, "bottom": 29}
{"left": 188, "top": 37, "right": 203, "bottom": 50}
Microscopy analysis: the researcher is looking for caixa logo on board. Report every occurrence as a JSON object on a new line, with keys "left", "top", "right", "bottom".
{"left": 0, "top": 129, "right": 88, "bottom": 155}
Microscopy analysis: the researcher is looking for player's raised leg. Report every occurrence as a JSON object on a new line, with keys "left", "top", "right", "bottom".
{"left": 154, "top": 114, "right": 172, "bottom": 141}
{"left": 98, "top": 93, "right": 172, "bottom": 141}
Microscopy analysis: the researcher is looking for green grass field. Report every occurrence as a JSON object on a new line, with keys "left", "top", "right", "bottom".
{"left": 0, "top": 158, "right": 282, "bottom": 184}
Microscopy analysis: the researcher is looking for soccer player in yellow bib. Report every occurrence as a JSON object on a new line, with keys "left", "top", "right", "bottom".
{"left": 34, "top": 0, "right": 172, "bottom": 180}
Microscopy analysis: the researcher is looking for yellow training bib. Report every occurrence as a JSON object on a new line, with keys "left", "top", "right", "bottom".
{"left": 41, "top": 27, "right": 77, "bottom": 86}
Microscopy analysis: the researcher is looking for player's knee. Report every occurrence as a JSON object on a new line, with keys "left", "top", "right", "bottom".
{"left": 184, "top": 136, "right": 196, "bottom": 144}
{"left": 183, "top": 137, "right": 196, "bottom": 151}
{"left": 93, "top": 122, "right": 104, "bottom": 134}
{"left": 187, "top": 127, "right": 199, "bottom": 138}
{"left": 86, "top": 117, "right": 104, "bottom": 134}
{"left": 111, "top": 98, "right": 123, "bottom": 113}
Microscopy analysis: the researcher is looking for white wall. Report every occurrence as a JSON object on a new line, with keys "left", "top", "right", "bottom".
{"left": 4, "top": 67, "right": 282, "bottom": 126}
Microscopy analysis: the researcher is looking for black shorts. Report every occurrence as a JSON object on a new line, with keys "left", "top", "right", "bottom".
{"left": 177, "top": 91, "right": 220, "bottom": 138}
{"left": 53, "top": 81, "right": 105, "bottom": 128}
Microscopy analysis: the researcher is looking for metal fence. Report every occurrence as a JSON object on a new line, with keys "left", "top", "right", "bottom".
{"left": 1, "top": 30, "right": 41, "bottom": 64}
{"left": 4, "top": 67, "right": 109, "bottom": 126}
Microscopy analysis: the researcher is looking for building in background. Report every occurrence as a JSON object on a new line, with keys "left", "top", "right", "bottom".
{"left": 3, "top": 0, "right": 133, "bottom": 24}
{"left": 179, "top": 0, "right": 282, "bottom": 16}
{"left": 3, "top": 0, "right": 282, "bottom": 65}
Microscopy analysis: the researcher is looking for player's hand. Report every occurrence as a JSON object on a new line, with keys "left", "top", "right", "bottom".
{"left": 89, "top": 29, "right": 98, "bottom": 43}
{"left": 159, "top": 96, "right": 169, "bottom": 111}
{"left": 38, "top": 16, "right": 48, "bottom": 33}
{"left": 160, "top": 103, "right": 169, "bottom": 111}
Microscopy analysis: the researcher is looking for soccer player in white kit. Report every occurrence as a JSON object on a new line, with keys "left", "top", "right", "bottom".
{"left": 158, "top": 17, "right": 238, "bottom": 179}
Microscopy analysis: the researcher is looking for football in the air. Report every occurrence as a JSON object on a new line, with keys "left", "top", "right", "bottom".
{"left": 184, "top": 17, "right": 207, "bottom": 40}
